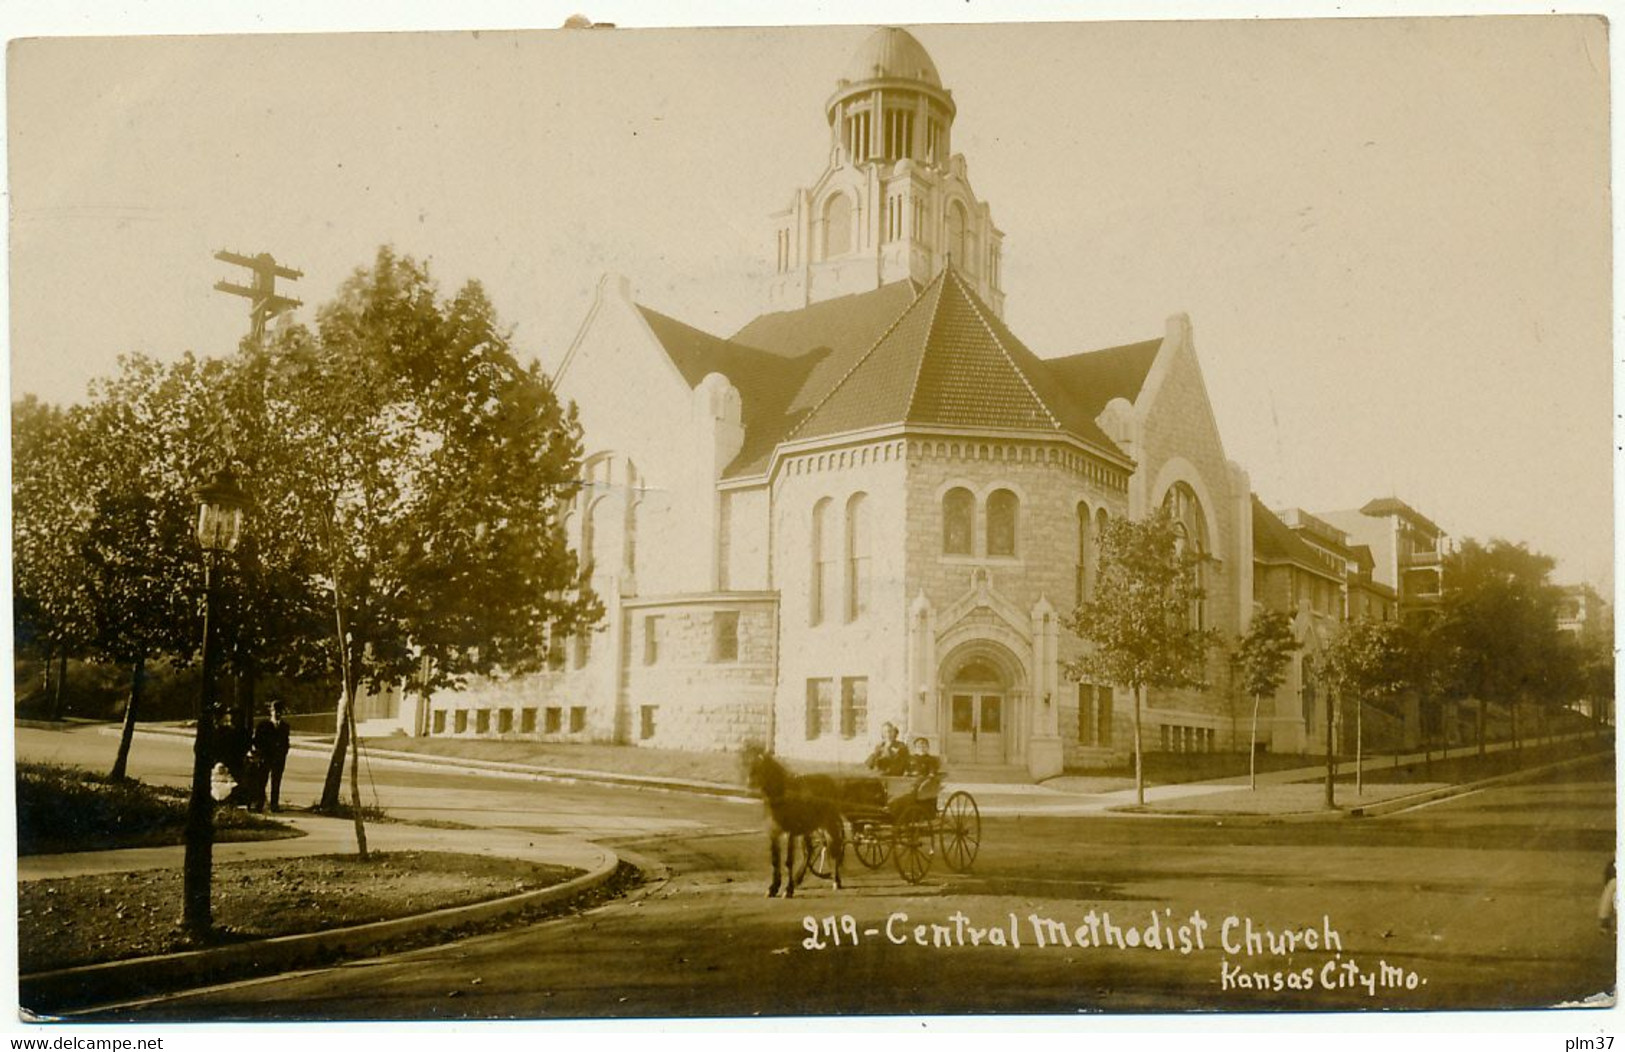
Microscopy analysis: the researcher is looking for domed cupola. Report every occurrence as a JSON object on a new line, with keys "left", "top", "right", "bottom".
{"left": 764, "top": 26, "right": 1004, "bottom": 319}
{"left": 825, "top": 27, "right": 956, "bottom": 167}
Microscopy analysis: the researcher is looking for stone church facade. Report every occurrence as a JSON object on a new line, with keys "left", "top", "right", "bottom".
{"left": 409, "top": 27, "right": 1255, "bottom": 779}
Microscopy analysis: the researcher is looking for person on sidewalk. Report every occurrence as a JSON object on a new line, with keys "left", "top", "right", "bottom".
{"left": 253, "top": 699, "right": 293, "bottom": 812}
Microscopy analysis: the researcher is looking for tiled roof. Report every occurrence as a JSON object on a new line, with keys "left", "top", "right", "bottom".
{"left": 633, "top": 267, "right": 1144, "bottom": 479}
{"left": 1044, "top": 337, "right": 1163, "bottom": 421}
{"left": 789, "top": 267, "right": 1125, "bottom": 457}
{"left": 638, "top": 306, "right": 824, "bottom": 477}
{"left": 1253, "top": 496, "right": 1342, "bottom": 581}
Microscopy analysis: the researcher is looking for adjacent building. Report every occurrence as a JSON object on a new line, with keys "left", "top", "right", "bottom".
{"left": 1319, "top": 497, "right": 1450, "bottom": 622}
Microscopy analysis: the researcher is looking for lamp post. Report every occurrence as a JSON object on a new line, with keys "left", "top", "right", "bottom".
{"left": 183, "top": 468, "right": 247, "bottom": 935}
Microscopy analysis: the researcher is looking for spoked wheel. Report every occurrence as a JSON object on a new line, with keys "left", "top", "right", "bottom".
{"left": 892, "top": 803, "right": 934, "bottom": 885}
{"left": 851, "top": 818, "right": 891, "bottom": 869}
{"left": 936, "top": 791, "right": 981, "bottom": 873}
{"left": 804, "top": 825, "right": 839, "bottom": 880}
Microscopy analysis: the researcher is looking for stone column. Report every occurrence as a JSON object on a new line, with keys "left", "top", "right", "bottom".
{"left": 1028, "top": 596, "right": 1063, "bottom": 779}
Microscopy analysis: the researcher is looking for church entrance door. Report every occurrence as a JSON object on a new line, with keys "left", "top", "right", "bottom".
{"left": 946, "top": 692, "right": 1005, "bottom": 765}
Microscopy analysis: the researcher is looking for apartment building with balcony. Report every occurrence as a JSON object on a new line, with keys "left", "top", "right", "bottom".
{"left": 1319, "top": 497, "right": 1449, "bottom": 621}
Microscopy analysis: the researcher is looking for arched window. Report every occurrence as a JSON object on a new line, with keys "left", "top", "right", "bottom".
{"left": 1095, "top": 507, "right": 1109, "bottom": 583}
{"left": 1162, "top": 482, "right": 1209, "bottom": 630}
{"left": 578, "top": 496, "right": 610, "bottom": 668}
{"left": 943, "top": 488, "right": 974, "bottom": 555}
{"left": 986, "top": 489, "right": 1018, "bottom": 557}
{"left": 811, "top": 498, "right": 834, "bottom": 625}
{"left": 823, "top": 194, "right": 851, "bottom": 259}
{"left": 845, "top": 493, "right": 869, "bottom": 622}
{"left": 1075, "top": 502, "right": 1092, "bottom": 605}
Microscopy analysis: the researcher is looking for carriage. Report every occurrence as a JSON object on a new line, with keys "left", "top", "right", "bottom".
{"left": 800, "top": 773, "right": 982, "bottom": 885}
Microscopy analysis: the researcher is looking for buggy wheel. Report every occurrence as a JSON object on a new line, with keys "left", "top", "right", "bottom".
{"left": 937, "top": 791, "right": 981, "bottom": 873}
{"left": 892, "top": 804, "right": 934, "bottom": 885}
{"left": 851, "top": 818, "right": 890, "bottom": 869}
{"left": 804, "top": 825, "right": 838, "bottom": 880}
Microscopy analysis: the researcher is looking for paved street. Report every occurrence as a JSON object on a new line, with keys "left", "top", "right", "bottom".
{"left": 17, "top": 725, "right": 1616, "bottom": 1018}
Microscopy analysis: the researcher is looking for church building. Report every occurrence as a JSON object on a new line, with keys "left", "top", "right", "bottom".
{"left": 415, "top": 27, "right": 1253, "bottom": 780}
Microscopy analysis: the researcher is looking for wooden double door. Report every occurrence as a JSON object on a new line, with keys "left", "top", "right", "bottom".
{"left": 946, "top": 691, "right": 1006, "bottom": 765}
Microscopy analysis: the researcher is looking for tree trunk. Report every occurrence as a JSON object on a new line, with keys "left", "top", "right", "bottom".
{"left": 1132, "top": 683, "right": 1146, "bottom": 807}
{"left": 347, "top": 691, "right": 369, "bottom": 859}
{"left": 1476, "top": 696, "right": 1486, "bottom": 757}
{"left": 1248, "top": 693, "right": 1260, "bottom": 791}
{"left": 234, "top": 651, "right": 258, "bottom": 745}
{"left": 1324, "top": 688, "right": 1336, "bottom": 809}
{"left": 1355, "top": 695, "right": 1363, "bottom": 798}
{"left": 52, "top": 650, "right": 68, "bottom": 720}
{"left": 320, "top": 699, "right": 350, "bottom": 810}
{"left": 110, "top": 655, "right": 146, "bottom": 781}
{"left": 40, "top": 644, "right": 53, "bottom": 707}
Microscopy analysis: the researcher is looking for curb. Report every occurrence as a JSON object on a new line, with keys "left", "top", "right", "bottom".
{"left": 1106, "top": 747, "right": 1613, "bottom": 822}
{"left": 20, "top": 845, "right": 623, "bottom": 1016}
{"left": 1345, "top": 750, "right": 1612, "bottom": 818}
{"left": 111, "top": 725, "right": 757, "bottom": 802}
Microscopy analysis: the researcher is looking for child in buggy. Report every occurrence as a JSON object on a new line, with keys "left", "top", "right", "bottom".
{"left": 886, "top": 737, "right": 943, "bottom": 818}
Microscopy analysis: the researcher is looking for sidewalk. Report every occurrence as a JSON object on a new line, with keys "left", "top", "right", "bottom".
{"left": 18, "top": 810, "right": 613, "bottom": 882}
{"left": 106, "top": 723, "right": 1612, "bottom": 821}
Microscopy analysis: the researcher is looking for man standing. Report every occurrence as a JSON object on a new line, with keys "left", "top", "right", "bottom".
{"left": 253, "top": 699, "right": 293, "bottom": 812}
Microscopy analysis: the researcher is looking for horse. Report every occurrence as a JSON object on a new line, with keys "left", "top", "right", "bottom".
{"left": 741, "top": 744, "right": 845, "bottom": 898}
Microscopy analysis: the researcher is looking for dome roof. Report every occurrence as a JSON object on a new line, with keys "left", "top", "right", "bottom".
{"left": 843, "top": 27, "right": 941, "bottom": 88}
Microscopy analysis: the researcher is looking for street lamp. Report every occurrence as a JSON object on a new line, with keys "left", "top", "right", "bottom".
{"left": 183, "top": 468, "right": 247, "bottom": 935}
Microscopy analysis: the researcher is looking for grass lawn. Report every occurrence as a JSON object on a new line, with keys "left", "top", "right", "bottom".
{"left": 18, "top": 851, "right": 582, "bottom": 973}
{"left": 17, "top": 763, "right": 299, "bottom": 856}
{"left": 1338, "top": 739, "right": 1614, "bottom": 786}
{"left": 361, "top": 734, "right": 758, "bottom": 784}
{"left": 1075, "top": 750, "right": 1322, "bottom": 785}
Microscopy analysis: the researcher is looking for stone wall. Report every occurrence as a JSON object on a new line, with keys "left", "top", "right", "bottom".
{"left": 770, "top": 441, "right": 911, "bottom": 764}
{"left": 621, "top": 596, "right": 777, "bottom": 752}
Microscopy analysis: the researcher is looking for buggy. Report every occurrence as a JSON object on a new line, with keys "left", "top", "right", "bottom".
{"left": 802, "top": 770, "right": 982, "bottom": 885}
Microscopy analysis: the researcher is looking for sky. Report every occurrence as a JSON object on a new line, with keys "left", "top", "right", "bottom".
{"left": 5, "top": 4, "right": 1614, "bottom": 595}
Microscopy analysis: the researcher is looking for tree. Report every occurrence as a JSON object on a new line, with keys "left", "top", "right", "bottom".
{"left": 73, "top": 353, "right": 222, "bottom": 779}
{"left": 265, "top": 248, "right": 601, "bottom": 819}
{"left": 1436, "top": 539, "right": 1565, "bottom": 755}
{"left": 1320, "top": 617, "right": 1409, "bottom": 801}
{"left": 1063, "top": 508, "right": 1217, "bottom": 805}
{"left": 12, "top": 396, "right": 95, "bottom": 717}
{"left": 1231, "top": 609, "right": 1298, "bottom": 790}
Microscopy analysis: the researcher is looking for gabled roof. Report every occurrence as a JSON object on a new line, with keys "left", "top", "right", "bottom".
{"left": 787, "top": 267, "right": 1126, "bottom": 457}
{"left": 631, "top": 266, "right": 1147, "bottom": 479}
{"left": 1044, "top": 337, "right": 1162, "bottom": 421}
{"left": 1359, "top": 496, "right": 1446, "bottom": 538}
{"left": 1253, "top": 496, "right": 1342, "bottom": 582}
{"left": 638, "top": 306, "right": 824, "bottom": 476}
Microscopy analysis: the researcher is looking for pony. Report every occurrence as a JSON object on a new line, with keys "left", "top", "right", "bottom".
{"left": 741, "top": 743, "right": 844, "bottom": 898}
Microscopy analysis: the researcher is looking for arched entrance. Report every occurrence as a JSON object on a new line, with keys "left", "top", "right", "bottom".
{"left": 939, "top": 641, "right": 1024, "bottom": 767}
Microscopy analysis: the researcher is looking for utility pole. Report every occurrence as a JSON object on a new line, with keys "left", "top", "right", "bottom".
{"left": 211, "top": 249, "right": 301, "bottom": 738}
{"left": 213, "top": 250, "right": 303, "bottom": 342}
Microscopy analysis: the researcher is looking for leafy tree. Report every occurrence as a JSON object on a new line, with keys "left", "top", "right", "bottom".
{"left": 73, "top": 353, "right": 224, "bottom": 778}
{"left": 1436, "top": 539, "right": 1565, "bottom": 755}
{"left": 207, "top": 337, "right": 335, "bottom": 732}
{"left": 12, "top": 395, "right": 95, "bottom": 717}
{"left": 1064, "top": 508, "right": 1217, "bottom": 805}
{"left": 1320, "top": 617, "right": 1409, "bottom": 801}
{"left": 265, "top": 247, "right": 601, "bottom": 819}
{"left": 1231, "top": 609, "right": 1298, "bottom": 790}
{"left": 81, "top": 490, "right": 200, "bottom": 779}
